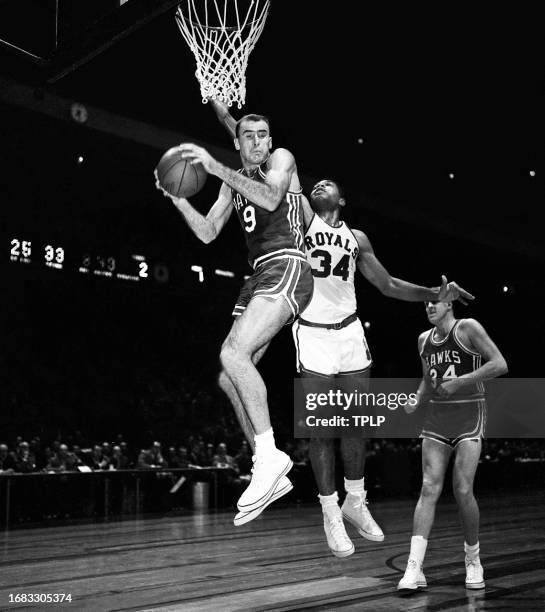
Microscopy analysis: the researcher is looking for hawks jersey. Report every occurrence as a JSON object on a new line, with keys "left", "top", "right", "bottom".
{"left": 300, "top": 214, "right": 359, "bottom": 324}
{"left": 420, "top": 319, "right": 485, "bottom": 403}
{"left": 231, "top": 163, "right": 305, "bottom": 268}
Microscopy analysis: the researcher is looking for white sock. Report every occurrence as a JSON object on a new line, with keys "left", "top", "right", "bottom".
{"left": 464, "top": 541, "right": 480, "bottom": 561}
{"left": 318, "top": 491, "right": 340, "bottom": 515}
{"left": 344, "top": 477, "right": 365, "bottom": 499}
{"left": 409, "top": 535, "right": 428, "bottom": 565}
{"left": 254, "top": 428, "right": 276, "bottom": 457}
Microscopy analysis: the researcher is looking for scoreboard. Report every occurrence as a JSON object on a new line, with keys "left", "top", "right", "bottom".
{"left": 9, "top": 236, "right": 246, "bottom": 287}
{"left": 10, "top": 237, "right": 150, "bottom": 282}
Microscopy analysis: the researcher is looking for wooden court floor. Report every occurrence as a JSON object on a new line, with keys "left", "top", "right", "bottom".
{"left": 0, "top": 490, "right": 544, "bottom": 611}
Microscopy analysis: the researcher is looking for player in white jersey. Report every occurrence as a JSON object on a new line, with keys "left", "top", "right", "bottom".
{"left": 297, "top": 179, "right": 475, "bottom": 558}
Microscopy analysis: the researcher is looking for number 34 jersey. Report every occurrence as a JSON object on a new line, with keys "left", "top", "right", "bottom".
{"left": 420, "top": 319, "right": 485, "bottom": 402}
{"left": 231, "top": 164, "right": 305, "bottom": 269}
{"left": 301, "top": 214, "right": 360, "bottom": 324}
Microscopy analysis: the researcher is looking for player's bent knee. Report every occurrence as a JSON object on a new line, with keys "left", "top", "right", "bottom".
{"left": 219, "top": 345, "right": 235, "bottom": 371}
{"left": 218, "top": 370, "right": 229, "bottom": 391}
{"left": 220, "top": 339, "right": 249, "bottom": 372}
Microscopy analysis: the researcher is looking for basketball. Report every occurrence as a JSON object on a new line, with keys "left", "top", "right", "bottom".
{"left": 155, "top": 146, "right": 207, "bottom": 198}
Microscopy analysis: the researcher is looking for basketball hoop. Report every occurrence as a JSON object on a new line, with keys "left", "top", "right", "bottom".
{"left": 175, "top": 0, "right": 270, "bottom": 108}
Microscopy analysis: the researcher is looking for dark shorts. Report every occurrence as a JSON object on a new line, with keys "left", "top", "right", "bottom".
{"left": 232, "top": 254, "right": 313, "bottom": 322}
{"left": 420, "top": 399, "right": 486, "bottom": 448}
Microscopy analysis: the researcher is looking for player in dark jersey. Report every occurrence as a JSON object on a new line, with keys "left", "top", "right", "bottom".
{"left": 155, "top": 108, "right": 313, "bottom": 522}
{"left": 398, "top": 300, "right": 507, "bottom": 592}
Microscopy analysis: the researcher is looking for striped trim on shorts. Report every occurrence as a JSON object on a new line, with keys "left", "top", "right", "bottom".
{"left": 420, "top": 399, "right": 487, "bottom": 449}
{"left": 232, "top": 252, "right": 313, "bottom": 321}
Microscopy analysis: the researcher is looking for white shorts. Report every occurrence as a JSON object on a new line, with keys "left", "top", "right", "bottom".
{"left": 292, "top": 317, "right": 372, "bottom": 376}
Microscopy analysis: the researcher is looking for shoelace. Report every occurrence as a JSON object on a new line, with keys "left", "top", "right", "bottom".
{"left": 348, "top": 493, "right": 369, "bottom": 508}
{"left": 466, "top": 559, "right": 479, "bottom": 579}
{"left": 404, "top": 558, "right": 419, "bottom": 576}
{"left": 329, "top": 515, "right": 350, "bottom": 542}
{"left": 349, "top": 497, "right": 372, "bottom": 519}
{"left": 250, "top": 454, "right": 264, "bottom": 474}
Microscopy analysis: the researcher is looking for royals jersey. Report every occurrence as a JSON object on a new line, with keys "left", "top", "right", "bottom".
{"left": 300, "top": 214, "right": 359, "bottom": 324}
{"left": 231, "top": 163, "right": 305, "bottom": 268}
{"left": 420, "top": 319, "right": 485, "bottom": 402}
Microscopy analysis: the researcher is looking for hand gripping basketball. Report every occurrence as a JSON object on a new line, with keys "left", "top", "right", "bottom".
{"left": 177, "top": 143, "right": 218, "bottom": 175}
{"left": 155, "top": 145, "right": 208, "bottom": 199}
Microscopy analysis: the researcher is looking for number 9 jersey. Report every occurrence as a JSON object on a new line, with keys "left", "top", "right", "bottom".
{"left": 301, "top": 214, "right": 360, "bottom": 324}
{"left": 231, "top": 163, "right": 305, "bottom": 269}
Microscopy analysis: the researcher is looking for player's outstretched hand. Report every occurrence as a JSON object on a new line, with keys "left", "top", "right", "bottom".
{"left": 209, "top": 97, "right": 230, "bottom": 114}
{"left": 178, "top": 143, "right": 217, "bottom": 174}
{"left": 437, "top": 275, "right": 475, "bottom": 305}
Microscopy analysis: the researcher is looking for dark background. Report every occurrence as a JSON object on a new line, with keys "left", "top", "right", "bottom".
{"left": 1, "top": 1, "right": 543, "bottom": 448}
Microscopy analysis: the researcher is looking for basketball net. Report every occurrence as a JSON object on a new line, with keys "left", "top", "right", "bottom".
{"left": 175, "top": 0, "right": 270, "bottom": 108}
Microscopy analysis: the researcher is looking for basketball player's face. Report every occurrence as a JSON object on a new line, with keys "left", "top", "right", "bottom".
{"left": 425, "top": 301, "right": 450, "bottom": 324}
{"left": 236, "top": 120, "right": 272, "bottom": 165}
{"left": 310, "top": 180, "right": 341, "bottom": 210}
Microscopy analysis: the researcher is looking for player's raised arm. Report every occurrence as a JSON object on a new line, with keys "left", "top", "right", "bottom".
{"left": 353, "top": 230, "right": 474, "bottom": 303}
{"left": 210, "top": 99, "right": 237, "bottom": 140}
{"left": 156, "top": 177, "right": 233, "bottom": 244}
{"left": 179, "top": 143, "right": 294, "bottom": 212}
{"left": 300, "top": 192, "right": 314, "bottom": 229}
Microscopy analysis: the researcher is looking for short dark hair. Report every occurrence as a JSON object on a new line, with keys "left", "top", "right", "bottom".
{"left": 236, "top": 114, "right": 271, "bottom": 137}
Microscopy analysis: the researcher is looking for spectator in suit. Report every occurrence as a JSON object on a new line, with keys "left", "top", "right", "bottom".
{"left": 0, "top": 443, "right": 16, "bottom": 473}
{"left": 137, "top": 449, "right": 155, "bottom": 469}
{"left": 212, "top": 442, "right": 237, "bottom": 471}
{"left": 88, "top": 444, "right": 111, "bottom": 470}
{"left": 45, "top": 444, "right": 80, "bottom": 472}
{"left": 119, "top": 441, "right": 132, "bottom": 467}
{"left": 13, "top": 441, "right": 37, "bottom": 473}
{"left": 204, "top": 443, "right": 215, "bottom": 467}
{"left": 149, "top": 441, "right": 166, "bottom": 468}
{"left": 111, "top": 445, "right": 129, "bottom": 470}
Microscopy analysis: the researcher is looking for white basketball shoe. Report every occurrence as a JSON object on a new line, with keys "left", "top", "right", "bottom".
{"left": 341, "top": 492, "right": 384, "bottom": 542}
{"left": 465, "top": 557, "right": 485, "bottom": 589}
{"left": 323, "top": 509, "right": 355, "bottom": 558}
{"left": 397, "top": 557, "right": 427, "bottom": 591}
{"left": 236, "top": 450, "right": 293, "bottom": 513}
{"left": 233, "top": 476, "right": 293, "bottom": 526}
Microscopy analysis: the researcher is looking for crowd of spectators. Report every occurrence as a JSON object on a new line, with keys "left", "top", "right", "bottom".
{"left": 1, "top": 434, "right": 544, "bottom": 477}
{"left": 0, "top": 434, "right": 259, "bottom": 477}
